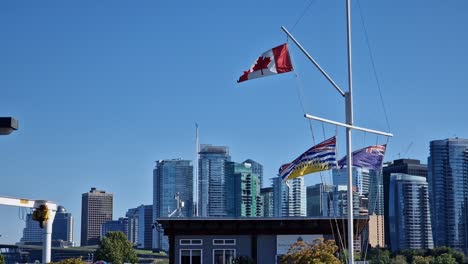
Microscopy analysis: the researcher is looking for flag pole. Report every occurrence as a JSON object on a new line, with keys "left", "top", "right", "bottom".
{"left": 345, "top": 0, "right": 355, "bottom": 262}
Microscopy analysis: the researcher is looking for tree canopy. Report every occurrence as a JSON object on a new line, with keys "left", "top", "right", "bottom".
{"left": 280, "top": 238, "right": 341, "bottom": 264}
{"left": 95, "top": 231, "right": 138, "bottom": 264}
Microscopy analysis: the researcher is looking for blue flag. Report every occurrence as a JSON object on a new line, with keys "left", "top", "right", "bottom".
{"left": 338, "top": 144, "right": 386, "bottom": 170}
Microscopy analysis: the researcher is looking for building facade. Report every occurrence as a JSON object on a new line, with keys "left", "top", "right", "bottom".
{"left": 273, "top": 176, "right": 306, "bottom": 217}
{"left": 428, "top": 138, "right": 468, "bottom": 253}
{"left": 388, "top": 173, "right": 433, "bottom": 251}
{"left": 101, "top": 218, "right": 129, "bottom": 238}
{"left": 52, "top": 206, "right": 74, "bottom": 246}
{"left": 383, "top": 159, "right": 427, "bottom": 248}
{"left": 81, "top": 188, "right": 113, "bottom": 246}
{"left": 153, "top": 159, "right": 193, "bottom": 251}
{"left": 260, "top": 187, "right": 274, "bottom": 217}
{"left": 20, "top": 206, "right": 74, "bottom": 247}
{"left": 243, "top": 159, "right": 264, "bottom": 188}
{"left": 126, "top": 208, "right": 139, "bottom": 247}
{"left": 198, "top": 145, "right": 231, "bottom": 217}
{"left": 306, "top": 183, "right": 334, "bottom": 217}
{"left": 225, "top": 162, "right": 262, "bottom": 217}
{"left": 332, "top": 167, "right": 370, "bottom": 195}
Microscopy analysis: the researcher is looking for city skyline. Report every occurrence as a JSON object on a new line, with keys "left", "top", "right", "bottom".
{"left": 1, "top": 0, "right": 468, "bottom": 245}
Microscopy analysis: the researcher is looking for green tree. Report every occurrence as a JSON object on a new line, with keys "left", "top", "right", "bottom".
{"left": 412, "top": 256, "right": 433, "bottom": 264}
{"left": 391, "top": 255, "right": 408, "bottom": 264}
{"left": 367, "top": 248, "right": 391, "bottom": 264}
{"left": 0, "top": 254, "right": 5, "bottom": 264}
{"left": 49, "top": 258, "right": 87, "bottom": 264}
{"left": 280, "top": 238, "right": 342, "bottom": 264}
{"left": 95, "top": 231, "right": 138, "bottom": 264}
{"left": 433, "top": 253, "right": 457, "bottom": 264}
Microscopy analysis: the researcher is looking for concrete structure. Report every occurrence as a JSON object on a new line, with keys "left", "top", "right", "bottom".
{"left": 367, "top": 215, "right": 384, "bottom": 248}
{"left": 225, "top": 162, "right": 262, "bottom": 217}
{"left": 383, "top": 159, "right": 427, "bottom": 248}
{"left": 428, "top": 138, "right": 468, "bottom": 253}
{"left": 81, "top": 188, "right": 113, "bottom": 246}
{"left": 198, "top": 145, "right": 231, "bottom": 217}
{"left": 388, "top": 173, "right": 433, "bottom": 251}
{"left": 156, "top": 217, "right": 368, "bottom": 264}
{"left": 260, "top": 187, "right": 274, "bottom": 217}
{"left": 153, "top": 159, "right": 193, "bottom": 251}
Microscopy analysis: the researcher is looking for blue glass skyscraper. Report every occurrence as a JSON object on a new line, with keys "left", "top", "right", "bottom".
{"left": 153, "top": 159, "right": 193, "bottom": 251}
{"left": 198, "top": 145, "right": 230, "bottom": 217}
{"left": 428, "top": 138, "right": 468, "bottom": 253}
{"left": 388, "top": 173, "right": 433, "bottom": 251}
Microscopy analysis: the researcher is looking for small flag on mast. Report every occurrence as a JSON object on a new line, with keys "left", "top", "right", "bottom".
{"left": 237, "top": 43, "right": 293, "bottom": 83}
{"left": 279, "top": 136, "right": 337, "bottom": 182}
{"left": 338, "top": 144, "right": 387, "bottom": 170}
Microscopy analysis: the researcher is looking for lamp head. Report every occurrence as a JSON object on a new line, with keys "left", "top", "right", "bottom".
{"left": 0, "top": 117, "right": 19, "bottom": 135}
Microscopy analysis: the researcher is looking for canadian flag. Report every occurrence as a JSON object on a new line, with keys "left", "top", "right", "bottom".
{"left": 237, "top": 43, "right": 294, "bottom": 83}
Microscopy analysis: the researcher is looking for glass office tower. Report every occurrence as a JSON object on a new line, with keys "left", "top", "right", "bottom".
{"left": 428, "top": 138, "right": 468, "bottom": 253}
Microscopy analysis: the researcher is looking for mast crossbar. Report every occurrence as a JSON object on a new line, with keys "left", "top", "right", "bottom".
{"left": 281, "top": 26, "right": 346, "bottom": 97}
{"left": 304, "top": 114, "right": 393, "bottom": 137}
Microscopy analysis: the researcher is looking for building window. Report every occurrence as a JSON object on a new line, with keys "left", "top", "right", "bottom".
{"left": 212, "top": 239, "right": 236, "bottom": 245}
{"left": 180, "top": 249, "right": 202, "bottom": 264}
{"left": 213, "top": 249, "right": 235, "bottom": 264}
{"left": 180, "top": 239, "right": 203, "bottom": 245}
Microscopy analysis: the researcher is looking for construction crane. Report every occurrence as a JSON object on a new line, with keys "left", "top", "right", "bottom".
{"left": 0, "top": 196, "right": 57, "bottom": 263}
{"left": 398, "top": 141, "right": 413, "bottom": 159}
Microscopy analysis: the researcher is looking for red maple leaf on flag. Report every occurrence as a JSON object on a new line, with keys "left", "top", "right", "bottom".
{"left": 252, "top": 56, "right": 271, "bottom": 75}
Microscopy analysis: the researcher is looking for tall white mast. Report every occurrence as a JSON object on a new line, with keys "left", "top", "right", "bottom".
{"left": 281, "top": 0, "right": 393, "bottom": 261}
{"left": 345, "top": 0, "right": 355, "bottom": 262}
{"left": 195, "top": 123, "right": 199, "bottom": 216}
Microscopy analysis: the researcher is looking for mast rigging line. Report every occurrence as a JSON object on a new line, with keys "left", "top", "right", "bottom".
{"left": 289, "top": 0, "right": 319, "bottom": 33}
{"left": 355, "top": 0, "right": 392, "bottom": 133}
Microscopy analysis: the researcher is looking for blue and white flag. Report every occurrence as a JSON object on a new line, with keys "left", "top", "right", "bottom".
{"left": 279, "top": 136, "right": 337, "bottom": 181}
{"left": 338, "top": 144, "right": 386, "bottom": 170}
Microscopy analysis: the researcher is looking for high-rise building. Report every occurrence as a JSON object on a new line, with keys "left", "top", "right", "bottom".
{"left": 20, "top": 206, "right": 74, "bottom": 247}
{"left": 101, "top": 218, "right": 129, "bottom": 238}
{"left": 383, "top": 159, "right": 427, "bottom": 249}
{"left": 260, "top": 187, "right": 274, "bottom": 217}
{"left": 138, "top": 205, "right": 153, "bottom": 249}
{"left": 332, "top": 167, "right": 370, "bottom": 195}
{"left": 198, "top": 144, "right": 231, "bottom": 217}
{"left": 328, "top": 185, "right": 363, "bottom": 217}
{"left": 225, "top": 162, "right": 262, "bottom": 217}
{"left": 153, "top": 159, "right": 193, "bottom": 251}
{"left": 306, "top": 183, "right": 334, "bottom": 217}
{"left": 273, "top": 176, "right": 306, "bottom": 217}
{"left": 81, "top": 188, "right": 113, "bottom": 246}
{"left": 52, "top": 206, "right": 74, "bottom": 246}
{"left": 388, "top": 173, "right": 433, "bottom": 251}
{"left": 126, "top": 208, "right": 139, "bottom": 247}
{"left": 428, "top": 138, "right": 468, "bottom": 253}
{"left": 20, "top": 214, "right": 42, "bottom": 244}
{"left": 243, "top": 159, "right": 264, "bottom": 188}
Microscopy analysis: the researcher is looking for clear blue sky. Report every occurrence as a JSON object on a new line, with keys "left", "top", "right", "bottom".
{"left": 1, "top": 0, "right": 467, "bottom": 245}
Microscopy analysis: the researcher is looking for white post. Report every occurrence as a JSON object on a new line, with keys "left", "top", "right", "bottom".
{"left": 346, "top": 0, "right": 354, "bottom": 263}
{"left": 43, "top": 209, "right": 56, "bottom": 263}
